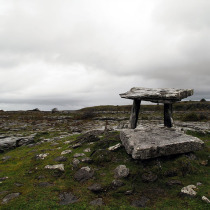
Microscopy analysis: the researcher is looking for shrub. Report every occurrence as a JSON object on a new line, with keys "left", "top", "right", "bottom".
{"left": 200, "top": 98, "right": 206, "bottom": 102}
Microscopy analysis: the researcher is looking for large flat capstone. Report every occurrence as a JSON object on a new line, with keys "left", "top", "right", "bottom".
{"left": 120, "top": 87, "right": 193, "bottom": 103}
{"left": 120, "top": 125, "right": 204, "bottom": 159}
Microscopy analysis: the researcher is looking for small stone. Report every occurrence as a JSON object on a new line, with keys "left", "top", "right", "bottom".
{"left": 2, "top": 156, "right": 11, "bottom": 162}
{"left": 142, "top": 172, "right": 157, "bottom": 182}
{"left": 51, "top": 142, "right": 59, "bottom": 146}
{"left": 14, "top": 183, "right": 23, "bottom": 187}
{"left": 166, "top": 180, "right": 183, "bottom": 186}
{"left": 36, "top": 153, "right": 49, "bottom": 160}
{"left": 125, "top": 190, "right": 133, "bottom": 195}
{"left": 181, "top": 185, "right": 197, "bottom": 197}
{"left": 72, "top": 143, "right": 82, "bottom": 149}
{"left": 54, "top": 156, "right": 67, "bottom": 162}
{"left": 59, "top": 192, "right": 79, "bottom": 205}
{"left": 200, "top": 160, "right": 208, "bottom": 166}
{"left": 0, "top": 177, "right": 8, "bottom": 181}
{"left": 74, "top": 166, "right": 94, "bottom": 182}
{"left": 61, "top": 150, "right": 72, "bottom": 155}
{"left": 112, "top": 179, "right": 125, "bottom": 187}
{"left": 83, "top": 148, "right": 91, "bottom": 153}
{"left": 88, "top": 183, "right": 103, "bottom": 192}
{"left": 64, "top": 141, "right": 71, "bottom": 144}
{"left": 2, "top": 193, "right": 20, "bottom": 204}
{"left": 89, "top": 198, "right": 103, "bottom": 206}
{"left": 37, "top": 182, "right": 53, "bottom": 187}
{"left": 73, "top": 153, "right": 85, "bottom": 158}
{"left": 108, "top": 143, "right": 122, "bottom": 151}
{"left": 45, "top": 164, "right": 64, "bottom": 171}
{"left": 202, "top": 196, "right": 210, "bottom": 203}
{"left": 196, "top": 182, "right": 202, "bottom": 186}
{"left": 114, "top": 165, "right": 129, "bottom": 178}
{"left": 80, "top": 157, "right": 93, "bottom": 163}
{"left": 131, "top": 197, "right": 150, "bottom": 207}
{"left": 72, "top": 158, "right": 80, "bottom": 166}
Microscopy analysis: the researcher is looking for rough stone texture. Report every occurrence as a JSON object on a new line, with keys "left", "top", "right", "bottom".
{"left": 202, "top": 196, "right": 210, "bottom": 203}
{"left": 87, "top": 183, "right": 103, "bottom": 192}
{"left": 181, "top": 185, "right": 197, "bottom": 197}
{"left": 61, "top": 150, "right": 72, "bottom": 155}
{"left": 0, "top": 136, "right": 34, "bottom": 153}
{"left": 73, "top": 153, "right": 85, "bottom": 158}
{"left": 44, "top": 164, "right": 64, "bottom": 171}
{"left": 2, "top": 193, "right": 20, "bottom": 204}
{"left": 112, "top": 179, "right": 125, "bottom": 188}
{"left": 89, "top": 198, "right": 104, "bottom": 206}
{"left": 35, "top": 153, "right": 49, "bottom": 160}
{"left": 74, "top": 166, "right": 94, "bottom": 182}
{"left": 120, "top": 126, "right": 204, "bottom": 159}
{"left": 54, "top": 156, "right": 67, "bottom": 162}
{"left": 120, "top": 87, "right": 193, "bottom": 103}
{"left": 59, "top": 192, "right": 79, "bottom": 205}
{"left": 108, "top": 143, "right": 122, "bottom": 151}
{"left": 114, "top": 165, "right": 129, "bottom": 178}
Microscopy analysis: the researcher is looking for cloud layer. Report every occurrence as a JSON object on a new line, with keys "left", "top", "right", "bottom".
{"left": 0, "top": 0, "right": 209, "bottom": 110}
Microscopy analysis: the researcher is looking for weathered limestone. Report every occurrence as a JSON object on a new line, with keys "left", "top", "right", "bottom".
{"left": 120, "top": 87, "right": 194, "bottom": 128}
{"left": 120, "top": 87, "right": 193, "bottom": 103}
{"left": 120, "top": 126, "right": 204, "bottom": 159}
{"left": 130, "top": 99, "right": 141, "bottom": 129}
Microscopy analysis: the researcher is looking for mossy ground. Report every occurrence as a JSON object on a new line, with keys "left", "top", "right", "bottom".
{"left": 0, "top": 130, "right": 209, "bottom": 209}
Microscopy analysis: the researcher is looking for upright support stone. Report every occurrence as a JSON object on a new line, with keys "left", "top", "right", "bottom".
{"left": 164, "top": 103, "right": 173, "bottom": 127}
{"left": 130, "top": 99, "right": 141, "bottom": 129}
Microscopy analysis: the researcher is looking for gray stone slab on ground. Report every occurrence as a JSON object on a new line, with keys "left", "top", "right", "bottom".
{"left": 120, "top": 87, "right": 193, "bottom": 103}
{"left": 120, "top": 125, "right": 204, "bottom": 159}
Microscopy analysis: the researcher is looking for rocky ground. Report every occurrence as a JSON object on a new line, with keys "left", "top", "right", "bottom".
{"left": 0, "top": 108, "right": 209, "bottom": 209}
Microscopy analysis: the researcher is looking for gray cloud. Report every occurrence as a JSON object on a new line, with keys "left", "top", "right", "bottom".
{"left": 0, "top": 0, "right": 209, "bottom": 110}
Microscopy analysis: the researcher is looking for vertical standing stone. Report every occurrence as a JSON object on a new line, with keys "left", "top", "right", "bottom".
{"left": 130, "top": 99, "right": 141, "bottom": 129}
{"left": 164, "top": 103, "right": 173, "bottom": 127}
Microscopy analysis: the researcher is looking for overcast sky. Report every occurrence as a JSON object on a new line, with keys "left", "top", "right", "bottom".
{"left": 0, "top": 0, "right": 209, "bottom": 110}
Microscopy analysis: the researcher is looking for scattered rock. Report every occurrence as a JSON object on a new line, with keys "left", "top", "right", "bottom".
{"left": 0, "top": 177, "right": 8, "bottom": 181}
{"left": 80, "top": 157, "right": 93, "bottom": 163}
{"left": 83, "top": 148, "right": 91, "bottom": 153}
{"left": 181, "top": 185, "right": 197, "bottom": 197}
{"left": 88, "top": 183, "right": 103, "bottom": 192}
{"left": 72, "top": 143, "right": 82, "bottom": 149}
{"left": 44, "top": 164, "right": 64, "bottom": 171}
{"left": 200, "top": 160, "right": 208, "bottom": 166}
{"left": 73, "top": 153, "right": 85, "bottom": 158}
{"left": 51, "top": 142, "right": 59, "bottom": 146}
{"left": 2, "top": 193, "right": 20, "bottom": 204}
{"left": 74, "top": 166, "right": 94, "bottom": 182}
{"left": 112, "top": 179, "right": 125, "bottom": 188}
{"left": 166, "top": 180, "right": 183, "bottom": 186}
{"left": 35, "top": 153, "right": 49, "bottom": 160}
{"left": 202, "top": 196, "right": 210, "bottom": 203}
{"left": 1, "top": 156, "right": 11, "bottom": 162}
{"left": 108, "top": 143, "right": 122, "bottom": 151}
{"left": 131, "top": 197, "right": 150, "bottom": 208}
{"left": 61, "top": 150, "right": 72, "bottom": 155}
{"left": 37, "top": 182, "right": 53, "bottom": 187}
{"left": 196, "top": 182, "right": 202, "bottom": 186}
{"left": 114, "top": 165, "right": 129, "bottom": 178}
{"left": 59, "top": 192, "right": 79, "bottom": 205}
{"left": 89, "top": 198, "right": 104, "bottom": 206}
{"left": 125, "top": 190, "right": 134, "bottom": 195}
{"left": 64, "top": 141, "right": 71, "bottom": 144}
{"left": 14, "top": 183, "right": 23, "bottom": 187}
{"left": 72, "top": 158, "right": 80, "bottom": 167}
{"left": 142, "top": 172, "right": 157, "bottom": 182}
{"left": 54, "top": 156, "right": 67, "bottom": 162}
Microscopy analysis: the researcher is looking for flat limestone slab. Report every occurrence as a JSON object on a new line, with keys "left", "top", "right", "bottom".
{"left": 120, "top": 126, "right": 204, "bottom": 159}
{"left": 120, "top": 87, "right": 193, "bottom": 103}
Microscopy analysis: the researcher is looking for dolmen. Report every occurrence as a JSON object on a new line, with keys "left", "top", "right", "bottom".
{"left": 119, "top": 87, "right": 204, "bottom": 159}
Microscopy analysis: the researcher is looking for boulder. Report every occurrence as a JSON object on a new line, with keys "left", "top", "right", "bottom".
{"left": 59, "top": 192, "right": 79, "bottom": 205}
{"left": 88, "top": 183, "right": 103, "bottom": 192}
{"left": 44, "top": 164, "right": 64, "bottom": 171}
{"left": 89, "top": 198, "right": 104, "bottom": 206}
{"left": 2, "top": 193, "right": 20, "bottom": 204}
{"left": 74, "top": 166, "right": 94, "bottom": 182}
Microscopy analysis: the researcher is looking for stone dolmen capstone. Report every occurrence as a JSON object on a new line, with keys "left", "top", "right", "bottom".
{"left": 119, "top": 87, "right": 204, "bottom": 160}
{"left": 120, "top": 87, "right": 193, "bottom": 128}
